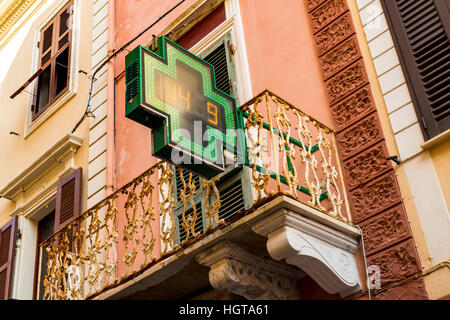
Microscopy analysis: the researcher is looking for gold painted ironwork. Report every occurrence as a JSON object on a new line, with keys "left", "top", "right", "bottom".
{"left": 41, "top": 90, "right": 350, "bottom": 300}
{"left": 241, "top": 90, "right": 349, "bottom": 222}
{"left": 178, "top": 168, "right": 199, "bottom": 244}
{"left": 40, "top": 161, "right": 226, "bottom": 300}
{"left": 244, "top": 96, "right": 271, "bottom": 203}
{"left": 159, "top": 162, "right": 176, "bottom": 254}
{"left": 202, "top": 176, "right": 223, "bottom": 230}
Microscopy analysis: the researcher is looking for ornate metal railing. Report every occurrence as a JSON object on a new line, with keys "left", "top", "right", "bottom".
{"left": 241, "top": 90, "right": 350, "bottom": 222}
{"left": 40, "top": 90, "right": 350, "bottom": 300}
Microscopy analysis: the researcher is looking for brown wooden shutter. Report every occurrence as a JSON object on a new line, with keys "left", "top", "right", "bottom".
{"left": 52, "top": 2, "right": 72, "bottom": 100}
{"left": 381, "top": 0, "right": 450, "bottom": 139}
{"left": 54, "top": 168, "right": 82, "bottom": 233}
{"left": 39, "top": 22, "right": 54, "bottom": 68}
{"left": 56, "top": 3, "right": 72, "bottom": 52}
{"left": 37, "top": 1, "right": 72, "bottom": 68}
{"left": 0, "top": 216, "right": 18, "bottom": 300}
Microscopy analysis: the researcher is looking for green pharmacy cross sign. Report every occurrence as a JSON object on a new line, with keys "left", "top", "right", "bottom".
{"left": 125, "top": 36, "right": 244, "bottom": 179}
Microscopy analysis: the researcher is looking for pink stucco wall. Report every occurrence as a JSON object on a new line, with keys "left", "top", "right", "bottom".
{"left": 112, "top": 0, "right": 195, "bottom": 187}
{"left": 239, "top": 0, "right": 334, "bottom": 128}
{"left": 112, "top": 0, "right": 333, "bottom": 187}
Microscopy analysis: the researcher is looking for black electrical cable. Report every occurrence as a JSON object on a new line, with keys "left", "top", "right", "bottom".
{"left": 71, "top": 0, "right": 185, "bottom": 134}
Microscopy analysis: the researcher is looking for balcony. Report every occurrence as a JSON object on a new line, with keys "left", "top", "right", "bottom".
{"left": 40, "top": 90, "right": 361, "bottom": 300}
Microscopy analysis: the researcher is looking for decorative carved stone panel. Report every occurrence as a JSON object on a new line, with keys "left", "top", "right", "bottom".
{"left": 367, "top": 239, "right": 421, "bottom": 287}
{"left": 331, "top": 85, "right": 376, "bottom": 131}
{"left": 207, "top": 258, "right": 300, "bottom": 300}
{"left": 305, "top": 0, "right": 327, "bottom": 12}
{"left": 320, "top": 36, "right": 361, "bottom": 80}
{"left": 343, "top": 142, "right": 392, "bottom": 191}
{"left": 375, "top": 278, "right": 428, "bottom": 300}
{"left": 314, "top": 12, "right": 354, "bottom": 56}
{"left": 360, "top": 204, "right": 410, "bottom": 255}
{"left": 349, "top": 171, "right": 402, "bottom": 223}
{"left": 305, "top": 0, "right": 326, "bottom": 12}
{"left": 306, "top": 0, "right": 423, "bottom": 298}
{"left": 309, "top": 0, "right": 347, "bottom": 33}
{"left": 326, "top": 60, "right": 368, "bottom": 105}
{"left": 336, "top": 112, "right": 384, "bottom": 160}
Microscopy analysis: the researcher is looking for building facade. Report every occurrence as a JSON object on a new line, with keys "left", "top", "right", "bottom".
{"left": 0, "top": 0, "right": 449, "bottom": 300}
{"left": 0, "top": 0, "right": 93, "bottom": 299}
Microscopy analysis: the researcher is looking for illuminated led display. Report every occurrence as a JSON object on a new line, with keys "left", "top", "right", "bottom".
{"left": 124, "top": 36, "right": 244, "bottom": 178}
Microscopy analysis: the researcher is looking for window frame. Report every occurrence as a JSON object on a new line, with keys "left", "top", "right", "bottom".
{"left": 172, "top": 165, "right": 252, "bottom": 245}
{"left": 32, "top": 167, "right": 82, "bottom": 300}
{"left": 33, "top": 209, "right": 55, "bottom": 300}
{"left": 200, "top": 32, "right": 239, "bottom": 104}
{"left": 156, "top": 0, "right": 254, "bottom": 244}
{"left": 189, "top": 4, "right": 252, "bottom": 106}
{"left": 172, "top": 166, "right": 206, "bottom": 244}
{"left": 381, "top": 0, "right": 450, "bottom": 140}
{"left": 155, "top": 0, "right": 253, "bottom": 107}
{"left": 24, "top": 0, "right": 81, "bottom": 138}
{"left": 171, "top": 30, "right": 243, "bottom": 244}
{"left": 32, "top": 3, "right": 73, "bottom": 121}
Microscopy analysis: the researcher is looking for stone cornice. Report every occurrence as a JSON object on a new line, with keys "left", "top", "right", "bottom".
{"left": 10, "top": 166, "right": 75, "bottom": 218}
{"left": 0, "top": 0, "right": 37, "bottom": 42}
{"left": 0, "top": 133, "right": 82, "bottom": 201}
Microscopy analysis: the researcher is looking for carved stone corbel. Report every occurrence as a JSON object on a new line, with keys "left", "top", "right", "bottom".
{"left": 195, "top": 240, "right": 302, "bottom": 300}
{"left": 252, "top": 208, "right": 362, "bottom": 298}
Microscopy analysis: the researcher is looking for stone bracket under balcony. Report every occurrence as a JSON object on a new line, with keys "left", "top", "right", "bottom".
{"left": 252, "top": 205, "right": 362, "bottom": 298}
{"left": 196, "top": 240, "right": 304, "bottom": 300}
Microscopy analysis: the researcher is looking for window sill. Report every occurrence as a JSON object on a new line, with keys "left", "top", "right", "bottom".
{"left": 420, "top": 129, "right": 450, "bottom": 150}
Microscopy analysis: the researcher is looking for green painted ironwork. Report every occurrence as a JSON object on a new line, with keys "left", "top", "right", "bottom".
{"left": 252, "top": 164, "right": 328, "bottom": 201}
{"left": 242, "top": 112, "right": 319, "bottom": 153}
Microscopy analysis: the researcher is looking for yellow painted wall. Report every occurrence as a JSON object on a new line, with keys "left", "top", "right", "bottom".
{"left": 348, "top": 0, "right": 450, "bottom": 299}
{"left": 0, "top": 0, "right": 92, "bottom": 225}
{"left": 429, "top": 139, "right": 450, "bottom": 212}
{"left": 424, "top": 263, "right": 450, "bottom": 300}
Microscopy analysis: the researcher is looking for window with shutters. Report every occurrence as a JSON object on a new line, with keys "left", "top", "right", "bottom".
{"left": 54, "top": 167, "right": 82, "bottom": 233}
{"left": 215, "top": 171, "right": 248, "bottom": 222}
{"left": 32, "top": 1, "right": 73, "bottom": 121}
{"left": 0, "top": 216, "right": 18, "bottom": 300}
{"left": 175, "top": 3, "right": 240, "bottom": 104}
{"left": 381, "top": 0, "right": 450, "bottom": 140}
{"left": 173, "top": 166, "right": 251, "bottom": 244}
{"left": 172, "top": 32, "right": 241, "bottom": 243}
{"left": 201, "top": 32, "right": 238, "bottom": 103}
{"left": 34, "top": 168, "right": 82, "bottom": 299}
{"left": 168, "top": 3, "right": 250, "bottom": 242}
